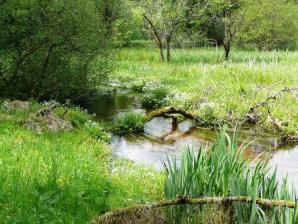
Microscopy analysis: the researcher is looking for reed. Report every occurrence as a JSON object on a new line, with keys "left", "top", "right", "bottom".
{"left": 164, "top": 129, "right": 298, "bottom": 223}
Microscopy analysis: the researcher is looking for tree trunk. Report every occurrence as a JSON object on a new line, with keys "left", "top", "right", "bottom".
{"left": 166, "top": 36, "right": 171, "bottom": 62}
{"left": 224, "top": 42, "right": 230, "bottom": 61}
{"left": 223, "top": 13, "right": 232, "bottom": 61}
{"left": 166, "top": 30, "right": 173, "bottom": 62}
{"left": 143, "top": 14, "right": 165, "bottom": 62}
{"left": 159, "top": 45, "right": 165, "bottom": 61}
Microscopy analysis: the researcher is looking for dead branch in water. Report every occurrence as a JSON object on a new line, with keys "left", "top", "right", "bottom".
{"left": 245, "top": 87, "right": 298, "bottom": 142}
{"left": 92, "top": 196, "right": 298, "bottom": 223}
{"left": 249, "top": 87, "right": 298, "bottom": 113}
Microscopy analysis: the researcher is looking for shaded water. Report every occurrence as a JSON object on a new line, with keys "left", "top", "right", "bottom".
{"left": 78, "top": 87, "right": 298, "bottom": 189}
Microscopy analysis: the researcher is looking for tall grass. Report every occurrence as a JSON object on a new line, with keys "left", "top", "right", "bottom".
{"left": 0, "top": 102, "right": 164, "bottom": 223}
{"left": 164, "top": 129, "right": 298, "bottom": 223}
{"left": 113, "top": 48, "right": 298, "bottom": 134}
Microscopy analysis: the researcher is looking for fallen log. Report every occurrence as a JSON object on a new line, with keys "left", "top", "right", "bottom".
{"left": 92, "top": 196, "right": 298, "bottom": 224}
{"left": 147, "top": 107, "right": 203, "bottom": 123}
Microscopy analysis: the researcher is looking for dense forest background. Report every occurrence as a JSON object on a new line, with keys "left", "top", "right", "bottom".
{"left": 1, "top": 0, "right": 297, "bottom": 101}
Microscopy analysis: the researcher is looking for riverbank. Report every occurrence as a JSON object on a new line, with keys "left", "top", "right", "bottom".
{"left": 0, "top": 101, "right": 163, "bottom": 223}
{"left": 111, "top": 48, "right": 298, "bottom": 140}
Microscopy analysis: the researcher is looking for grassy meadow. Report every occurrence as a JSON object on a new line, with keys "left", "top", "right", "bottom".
{"left": 0, "top": 102, "right": 163, "bottom": 223}
{"left": 112, "top": 48, "right": 298, "bottom": 135}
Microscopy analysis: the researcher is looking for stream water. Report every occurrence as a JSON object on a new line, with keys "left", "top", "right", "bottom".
{"left": 78, "top": 87, "right": 298, "bottom": 190}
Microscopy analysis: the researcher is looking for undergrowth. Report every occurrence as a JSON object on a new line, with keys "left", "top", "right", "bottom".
{"left": 0, "top": 101, "right": 163, "bottom": 223}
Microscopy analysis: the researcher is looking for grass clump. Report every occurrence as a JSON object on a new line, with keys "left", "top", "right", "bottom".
{"left": 113, "top": 112, "right": 146, "bottom": 135}
{"left": 164, "top": 129, "right": 298, "bottom": 223}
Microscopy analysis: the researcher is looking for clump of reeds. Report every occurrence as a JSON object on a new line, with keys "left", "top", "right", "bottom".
{"left": 164, "top": 129, "right": 298, "bottom": 223}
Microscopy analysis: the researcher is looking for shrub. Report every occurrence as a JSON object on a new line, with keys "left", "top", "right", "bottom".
{"left": 0, "top": 0, "right": 114, "bottom": 101}
{"left": 112, "top": 112, "right": 146, "bottom": 135}
{"left": 140, "top": 86, "right": 169, "bottom": 109}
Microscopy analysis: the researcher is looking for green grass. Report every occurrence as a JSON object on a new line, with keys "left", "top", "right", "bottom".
{"left": 111, "top": 48, "right": 298, "bottom": 134}
{"left": 164, "top": 129, "right": 298, "bottom": 223}
{"left": 112, "top": 112, "right": 146, "bottom": 135}
{"left": 0, "top": 101, "right": 163, "bottom": 223}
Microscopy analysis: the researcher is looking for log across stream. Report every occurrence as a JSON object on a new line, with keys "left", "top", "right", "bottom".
{"left": 77, "top": 87, "right": 298, "bottom": 190}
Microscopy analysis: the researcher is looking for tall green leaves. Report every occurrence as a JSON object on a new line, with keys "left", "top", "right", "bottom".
{"left": 164, "top": 129, "right": 298, "bottom": 223}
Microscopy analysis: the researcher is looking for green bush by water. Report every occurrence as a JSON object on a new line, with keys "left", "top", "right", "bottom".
{"left": 112, "top": 112, "right": 146, "bottom": 135}
{"left": 140, "top": 85, "right": 169, "bottom": 109}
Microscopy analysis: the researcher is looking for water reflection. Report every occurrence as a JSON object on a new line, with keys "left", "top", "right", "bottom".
{"left": 77, "top": 87, "right": 141, "bottom": 121}
{"left": 269, "top": 145, "right": 298, "bottom": 190}
{"left": 79, "top": 88, "right": 298, "bottom": 189}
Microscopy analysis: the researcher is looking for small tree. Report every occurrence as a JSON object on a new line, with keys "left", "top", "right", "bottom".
{"left": 139, "top": 0, "right": 187, "bottom": 61}
{"left": 208, "top": 0, "right": 248, "bottom": 60}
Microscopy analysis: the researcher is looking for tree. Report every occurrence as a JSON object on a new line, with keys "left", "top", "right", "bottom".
{"left": 0, "top": 0, "right": 122, "bottom": 101}
{"left": 205, "top": 0, "right": 248, "bottom": 60}
{"left": 179, "top": 0, "right": 247, "bottom": 60}
{"left": 138, "top": 0, "right": 187, "bottom": 61}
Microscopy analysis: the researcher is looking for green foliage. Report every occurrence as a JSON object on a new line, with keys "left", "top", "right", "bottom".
{"left": 0, "top": 0, "right": 115, "bottom": 101}
{"left": 0, "top": 102, "right": 163, "bottom": 223}
{"left": 140, "top": 85, "right": 169, "bottom": 109}
{"left": 112, "top": 112, "right": 146, "bottom": 135}
{"left": 164, "top": 129, "right": 298, "bottom": 223}
{"left": 236, "top": 0, "right": 298, "bottom": 50}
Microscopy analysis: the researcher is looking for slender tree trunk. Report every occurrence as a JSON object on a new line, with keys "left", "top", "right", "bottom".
{"left": 223, "top": 13, "right": 232, "bottom": 61}
{"left": 143, "top": 14, "right": 165, "bottom": 62}
{"left": 166, "top": 36, "right": 171, "bottom": 62}
{"left": 166, "top": 30, "right": 173, "bottom": 62}
{"left": 224, "top": 42, "right": 230, "bottom": 61}
{"left": 159, "top": 45, "right": 165, "bottom": 61}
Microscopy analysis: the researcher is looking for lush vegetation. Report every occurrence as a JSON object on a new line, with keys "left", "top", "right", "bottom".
{"left": 164, "top": 130, "right": 298, "bottom": 223}
{"left": 0, "top": 101, "right": 163, "bottom": 223}
{"left": 111, "top": 48, "right": 298, "bottom": 134}
{"left": 112, "top": 112, "right": 146, "bottom": 135}
{"left": 0, "top": 0, "right": 122, "bottom": 101}
{"left": 0, "top": 0, "right": 298, "bottom": 223}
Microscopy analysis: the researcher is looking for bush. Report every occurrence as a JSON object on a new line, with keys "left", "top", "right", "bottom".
{"left": 140, "top": 85, "right": 169, "bottom": 109}
{"left": 0, "top": 0, "right": 115, "bottom": 101}
{"left": 112, "top": 112, "right": 146, "bottom": 135}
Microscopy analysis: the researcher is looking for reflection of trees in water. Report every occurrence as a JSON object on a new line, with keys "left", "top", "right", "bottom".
{"left": 79, "top": 91, "right": 135, "bottom": 120}
{"left": 114, "top": 94, "right": 132, "bottom": 110}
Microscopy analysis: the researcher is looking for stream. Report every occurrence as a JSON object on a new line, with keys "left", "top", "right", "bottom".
{"left": 78, "top": 87, "right": 298, "bottom": 190}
